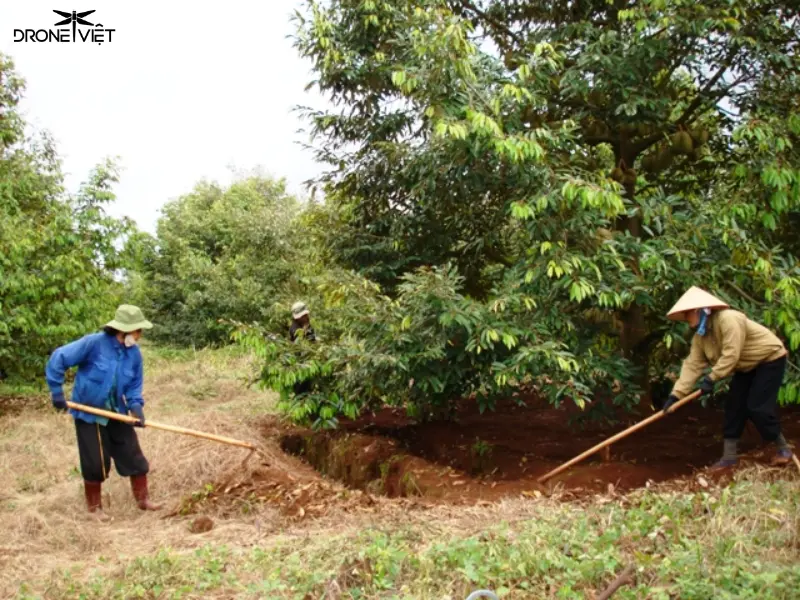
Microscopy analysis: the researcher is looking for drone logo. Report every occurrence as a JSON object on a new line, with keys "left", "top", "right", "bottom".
{"left": 13, "top": 9, "right": 116, "bottom": 44}
{"left": 53, "top": 10, "right": 96, "bottom": 41}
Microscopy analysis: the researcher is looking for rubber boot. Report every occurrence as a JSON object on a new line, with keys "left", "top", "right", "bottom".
{"left": 84, "top": 480, "right": 103, "bottom": 512}
{"left": 711, "top": 439, "right": 739, "bottom": 469}
{"left": 772, "top": 448, "right": 793, "bottom": 466}
{"left": 771, "top": 434, "right": 793, "bottom": 466}
{"left": 84, "top": 480, "right": 111, "bottom": 521}
{"left": 130, "top": 474, "right": 162, "bottom": 511}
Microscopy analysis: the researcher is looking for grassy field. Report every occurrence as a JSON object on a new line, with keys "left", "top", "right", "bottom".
{"left": 1, "top": 346, "right": 799, "bottom": 599}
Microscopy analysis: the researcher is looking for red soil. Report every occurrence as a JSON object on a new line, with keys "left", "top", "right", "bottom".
{"left": 180, "top": 395, "right": 800, "bottom": 521}
{"left": 282, "top": 394, "right": 800, "bottom": 501}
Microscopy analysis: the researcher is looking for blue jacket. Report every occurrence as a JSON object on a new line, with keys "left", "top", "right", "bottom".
{"left": 45, "top": 332, "right": 145, "bottom": 424}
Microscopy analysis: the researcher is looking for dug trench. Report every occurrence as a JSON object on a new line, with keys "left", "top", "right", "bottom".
{"left": 176, "top": 395, "right": 800, "bottom": 521}
{"left": 278, "top": 394, "right": 800, "bottom": 503}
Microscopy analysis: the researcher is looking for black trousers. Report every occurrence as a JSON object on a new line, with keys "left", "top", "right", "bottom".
{"left": 723, "top": 356, "right": 786, "bottom": 441}
{"left": 75, "top": 419, "right": 150, "bottom": 483}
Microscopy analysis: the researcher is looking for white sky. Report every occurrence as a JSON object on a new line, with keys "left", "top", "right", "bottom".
{"left": 0, "top": 0, "right": 329, "bottom": 233}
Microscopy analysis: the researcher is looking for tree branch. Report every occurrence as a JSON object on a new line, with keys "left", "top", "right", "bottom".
{"left": 643, "top": 25, "right": 668, "bottom": 41}
{"left": 725, "top": 281, "right": 763, "bottom": 306}
{"left": 681, "top": 72, "right": 754, "bottom": 128}
{"left": 595, "top": 565, "right": 635, "bottom": 600}
{"left": 631, "top": 130, "right": 669, "bottom": 157}
{"left": 583, "top": 134, "right": 616, "bottom": 146}
{"left": 677, "top": 47, "right": 740, "bottom": 125}
{"left": 457, "top": 0, "right": 525, "bottom": 48}
{"left": 631, "top": 67, "right": 751, "bottom": 158}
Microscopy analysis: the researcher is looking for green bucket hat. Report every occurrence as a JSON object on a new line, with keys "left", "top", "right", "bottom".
{"left": 106, "top": 304, "right": 153, "bottom": 333}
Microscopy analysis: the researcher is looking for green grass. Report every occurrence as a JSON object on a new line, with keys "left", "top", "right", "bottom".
{"left": 18, "top": 473, "right": 800, "bottom": 599}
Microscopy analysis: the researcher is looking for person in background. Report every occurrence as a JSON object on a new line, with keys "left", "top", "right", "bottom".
{"left": 289, "top": 301, "right": 316, "bottom": 344}
{"left": 289, "top": 301, "right": 316, "bottom": 397}
{"left": 662, "top": 286, "right": 792, "bottom": 467}
{"left": 45, "top": 305, "right": 161, "bottom": 516}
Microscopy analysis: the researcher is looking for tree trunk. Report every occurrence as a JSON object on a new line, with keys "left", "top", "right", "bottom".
{"left": 615, "top": 151, "right": 652, "bottom": 407}
{"left": 620, "top": 297, "right": 651, "bottom": 406}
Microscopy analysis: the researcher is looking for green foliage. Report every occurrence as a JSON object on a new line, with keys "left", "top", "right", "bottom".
{"left": 0, "top": 54, "right": 134, "bottom": 382}
{"left": 284, "top": 0, "right": 800, "bottom": 419}
{"left": 698, "top": 113, "right": 800, "bottom": 404}
{"left": 133, "top": 174, "right": 302, "bottom": 346}
{"left": 470, "top": 437, "right": 493, "bottom": 473}
{"left": 471, "top": 438, "right": 492, "bottom": 458}
{"left": 235, "top": 264, "right": 640, "bottom": 428}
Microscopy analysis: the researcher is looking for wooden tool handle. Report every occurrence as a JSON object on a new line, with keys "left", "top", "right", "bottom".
{"left": 536, "top": 390, "right": 703, "bottom": 484}
{"left": 66, "top": 401, "right": 257, "bottom": 450}
{"left": 66, "top": 401, "right": 141, "bottom": 424}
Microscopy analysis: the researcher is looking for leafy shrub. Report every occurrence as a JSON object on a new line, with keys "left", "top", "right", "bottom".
{"left": 235, "top": 264, "right": 641, "bottom": 427}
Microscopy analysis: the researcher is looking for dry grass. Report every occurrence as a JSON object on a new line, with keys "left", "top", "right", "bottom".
{"left": 0, "top": 345, "right": 281, "bottom": 598}
{"left": 1, "top": 339, "right": 574, "bottom": 597}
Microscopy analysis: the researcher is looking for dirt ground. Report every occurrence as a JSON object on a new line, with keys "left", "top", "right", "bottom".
{"left": 188, "top": 394, "right": 800, "bottom": 519}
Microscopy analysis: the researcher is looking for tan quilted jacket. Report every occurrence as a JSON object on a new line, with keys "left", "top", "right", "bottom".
{"left": 671, "top": 309, "right": 787, "bottom": 398}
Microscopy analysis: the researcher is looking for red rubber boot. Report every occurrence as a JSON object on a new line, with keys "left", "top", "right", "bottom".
{"left": 130, "top": 474, "right": 162, "bottom": 511}
{"left": 84, "top": 480, "right": 111, "bottom": 521}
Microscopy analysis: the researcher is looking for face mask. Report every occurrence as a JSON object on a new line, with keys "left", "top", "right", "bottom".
{"left": 124, "top": 333, "right": 138, "bottom": 348}
{"left": 696, "top": 308, "right": 712, "bottom": 336}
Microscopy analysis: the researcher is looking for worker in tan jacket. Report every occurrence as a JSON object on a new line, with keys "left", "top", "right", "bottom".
{"left": 662, "top": 287, "right": 792, "bottom": 467}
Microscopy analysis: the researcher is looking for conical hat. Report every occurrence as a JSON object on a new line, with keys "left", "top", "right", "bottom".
{"left": 667, "top": 287, "right": 729, "bottom": 320}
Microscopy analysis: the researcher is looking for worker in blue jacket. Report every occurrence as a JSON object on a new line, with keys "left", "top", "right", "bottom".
{"left": 45, "top": 305, "right": 161, "bottom": 516}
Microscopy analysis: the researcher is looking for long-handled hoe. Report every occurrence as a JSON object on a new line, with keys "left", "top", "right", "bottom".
{"left": 537, "top": 389, "right": 703, "bottom": 484}
{"left": 65, "top": 401, "right": 263, "bottom": 465}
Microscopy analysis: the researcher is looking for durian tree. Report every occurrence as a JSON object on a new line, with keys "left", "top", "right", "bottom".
{"left": 450, "top": 0, "right": 798, "bottom": 385}
{"left": 268, "top": 0, "right": 799, "bottom": 425}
